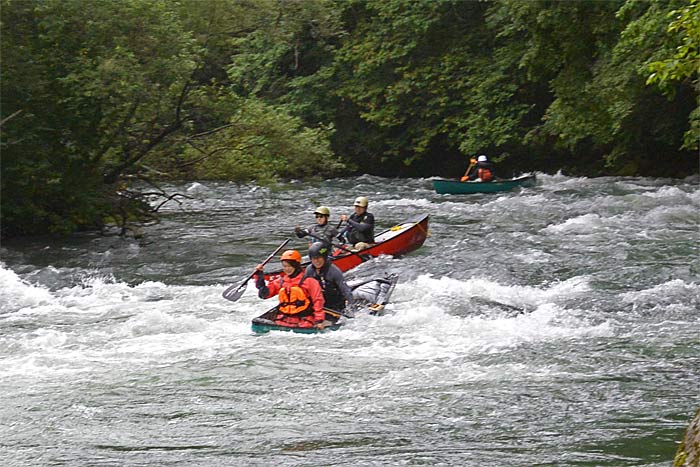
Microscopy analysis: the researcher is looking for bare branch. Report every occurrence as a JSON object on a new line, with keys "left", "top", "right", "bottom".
{"left": 188, "top": 121, "right": 240, "bottom": 139}
{"left": 0, "top": 109, "right": 23, "bottom": 128}
{"left": 152, "top": 192, "right": 193, "bottom": 212}
{"left": 92, "top": 100, "right": 140, "bottom": 165}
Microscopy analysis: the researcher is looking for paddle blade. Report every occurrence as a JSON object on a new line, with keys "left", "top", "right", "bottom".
{"left": 222, "top": 281, "right": 248, "bottom": 302}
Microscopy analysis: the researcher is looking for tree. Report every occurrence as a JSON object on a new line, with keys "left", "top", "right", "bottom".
{"left": 323, "top": 0, "right": 697, "bottom": 176}
{"left": 647, "top": 0, "right": 700, "bottom": 151}
{"left": 327, "top": 0, "right": 533, "bottom": 174}
{"left": 1, "top": 0, "right": 201, "bottom": 236}
{"left": 0, "top": 0, "right": 342, "bottom": 238}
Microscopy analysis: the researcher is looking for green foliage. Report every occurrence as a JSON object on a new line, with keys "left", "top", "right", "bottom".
{"left": 176, "top": 94, "right": 343, "bottom": 182}
{"left": 647, "top": 0, "right": 700, "bottom": 88}
{"left": 2, "top": 0, "right": 697, "bottom": 238}
{"left": 646, "top": 0, "right": 700, "bottom": 150}
{"left": 1, "top": 0, "right": 200, "bottom": 236}
{"left": 330, "top": 0, "right": 531, "bottom": 165}
{"left": 1, "top": 0, "right": 342, "bottom": 238}
{"left": 485, "top": 0, "right": 697, "bottom": 175}
{"left": 222, "top": 0, "right": 344, "bottom": 122}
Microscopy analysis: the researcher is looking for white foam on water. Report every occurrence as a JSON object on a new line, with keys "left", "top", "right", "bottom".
{"left": 401, "top": 274, "right": 592, "bottom": 310}
{"left": 333, "top": 275, "right": 610, "bottom": 368}
{"left": 0, "top": 269, "right": 263, "bottom": 379}
{"left": 186, "top": 181, "right": 206, "bottom": 193}
{"left": 541, "top": 213, "right": 606, "bottom": 235}
{"left": 372, "top": 197, "right": 434, "bottom": 209}
{"left": 0, "top": 263, "right": 53, "bottom": 313}
{"left": 334, "top": 304, "right": 613, "bottom": 402}
{"left": 620, "top": 279, "right": 700, "bottom": 306}
{"left": 641, "top": 205, "right": 699, "bottom": 225}
{"left": 537, "top": 171, "right": 589, "bottom": 188}
{"left": 511, "top": 249, "right": 555, "bottom": 263}
{"left": 644, "top": 185, "right": 696, "bottom": 200}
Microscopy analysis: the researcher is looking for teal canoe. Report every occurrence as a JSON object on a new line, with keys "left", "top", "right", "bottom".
{"left": 251, "top": 274, "right": 399, "bottom": 334}
{"left": 251, "top": 308, "right": 345, "bottom": 334}
{"left": 433, "top": 173, "right": 536, "bottom": 194}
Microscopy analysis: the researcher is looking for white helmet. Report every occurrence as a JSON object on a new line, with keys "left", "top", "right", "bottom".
{"left": 478, "top": 155, "right": 488, "bottom": 162}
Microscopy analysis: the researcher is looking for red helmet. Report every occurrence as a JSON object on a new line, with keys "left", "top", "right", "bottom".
{"left": 280, "top": 250, "right": 302, "bottom": 263}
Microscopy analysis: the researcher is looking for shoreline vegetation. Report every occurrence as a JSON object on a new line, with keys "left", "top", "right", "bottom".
{"left": 1, "top": 0, "right": 698, "bottom": 238}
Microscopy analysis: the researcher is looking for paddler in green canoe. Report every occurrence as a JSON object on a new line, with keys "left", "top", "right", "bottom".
{"left": 304, "top": 242, "right": 354, "bottom": 314}
{"left": 255, "top": 250, "right": 326, "bottom": 329}
{"left": 460, "top": 155, "right": 496, "bottom": 182}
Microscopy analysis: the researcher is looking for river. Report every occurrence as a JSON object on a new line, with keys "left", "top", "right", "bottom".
{"left": 1, "top": 173, "right": 699, "bottom": 466}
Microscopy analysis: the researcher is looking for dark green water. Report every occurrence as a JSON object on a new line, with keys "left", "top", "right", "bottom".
{"left": 1, "top": 174, "right": 698, "bottom": 466}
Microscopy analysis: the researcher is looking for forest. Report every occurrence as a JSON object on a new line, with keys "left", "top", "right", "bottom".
{"left": 1, "top": 0, "right": 698, "bottom": 238}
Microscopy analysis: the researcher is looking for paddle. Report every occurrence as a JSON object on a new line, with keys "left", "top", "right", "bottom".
{"left": 460, "top": 160, "right": 476, "bottom": 182}
{"left": 222, "top": 238, "right": 291, "bottom": 302}
{"left": 322, "top": 279, "right": 373, "bottom": 319}
{"left": 323, "top": 307, "right": 343, "bottom": 319}
{"left": 305, "top": 232, "right": 370, "bottom": 262}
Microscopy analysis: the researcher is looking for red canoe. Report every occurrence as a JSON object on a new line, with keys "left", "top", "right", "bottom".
{"left": 330, "top": 213, "right": 430, "bottom": 271}
{"left": 264, "top": 213, "right": 429, "bottom": 281}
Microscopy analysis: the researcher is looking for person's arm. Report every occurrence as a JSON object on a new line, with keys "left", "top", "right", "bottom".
{"left": 330, "top": 266, "right": 354, "bottom": 305}
{"left": 303, "top": 278, "right": 326, "bottom": 323}
{"left": 337, "top": 224, "right": 349, "bottom": 242}
{"left": 267, "top": 279, "right": 281, "bottom": 298}
{"left": 255, "top": 267, "right": 280, "bottom": 299}
{"left": 294, "top": 225, "right": 309, "bottom": 238}
{"left": 461, "top": 160, "right": 477, "bottom": 181}
{"left": 325, "top": 225, "right": 338, "bottom": 243}
{"left": 254, "top": 266, "right": 270, "bottom": 298}
{"left": 347, "top": 215, "right": 373, "bottom": 234}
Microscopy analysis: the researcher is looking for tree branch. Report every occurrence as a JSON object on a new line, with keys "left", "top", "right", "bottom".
{"left": 0, "top": 109, "right": 23, "bottom": 128}
{"left": 92, "top": 100, "right": 140, "bottom": 165}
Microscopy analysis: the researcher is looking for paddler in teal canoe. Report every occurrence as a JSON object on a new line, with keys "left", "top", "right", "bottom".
{"left": 304, "top": 242, "right": 354, "bottom": 313}
{"left": 255, "top": 249, "right": 326, "bottom": 329}
{"left": 460, "top": 155, "right": 496, "bottom": 183}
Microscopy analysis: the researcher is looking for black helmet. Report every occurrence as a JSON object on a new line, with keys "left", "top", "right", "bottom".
{"left": 309, "top": 242, "right": 330, "bottom": 259}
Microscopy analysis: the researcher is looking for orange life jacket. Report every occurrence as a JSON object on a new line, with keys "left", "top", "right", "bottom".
{"left": 277, "top": 276, "right": 311, "bottom": 315}
{"left": 478, "top": 167, "right": 494, "bottom": 182}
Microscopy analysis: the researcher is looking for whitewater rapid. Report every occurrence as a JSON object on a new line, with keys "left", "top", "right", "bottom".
{"left": 1, "top": 173, "right": 698, "bottom": 466}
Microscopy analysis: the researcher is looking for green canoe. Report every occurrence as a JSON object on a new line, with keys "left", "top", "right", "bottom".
{"left": 433, "top": 173, "right": 536, "bottom": 194}
{"left": 251, "top": 274, "right": 399, "bottom": 334}
{"left": 251, "top": 308, "right": 345, "bottom": 334}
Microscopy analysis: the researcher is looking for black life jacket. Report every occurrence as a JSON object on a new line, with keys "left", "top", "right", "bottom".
{"left": 307, "top": 265, "right": 344, "bottom": 310}
{"left": 347, "top": 212, "right": 375, "bottom": 244}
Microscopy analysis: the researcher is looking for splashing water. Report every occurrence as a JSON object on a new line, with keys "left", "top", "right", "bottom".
{"left": 1, "top": 174, "right": 698, "bottom": 466}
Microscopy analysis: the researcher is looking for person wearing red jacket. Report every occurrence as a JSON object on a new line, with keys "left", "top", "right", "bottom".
{"left": 255, "top": 250, "right": 326, "bottom": 329}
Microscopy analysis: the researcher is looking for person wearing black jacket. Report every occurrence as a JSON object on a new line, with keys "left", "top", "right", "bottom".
{"left": 304, "top": 242, "right": 354, "bottom": 312}
{"left": 339, "top": 196, "right": 375, "bottom": 246}
{"left": 294, "top": 206, "right": 338, "bottom": 246}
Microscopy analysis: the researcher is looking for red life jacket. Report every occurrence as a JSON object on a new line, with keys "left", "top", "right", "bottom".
{"left": 277, "top": 276, "right": 311, "bottom": 315}
{"left": 478, "top": 167, "right": 494, "bottom": 182}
